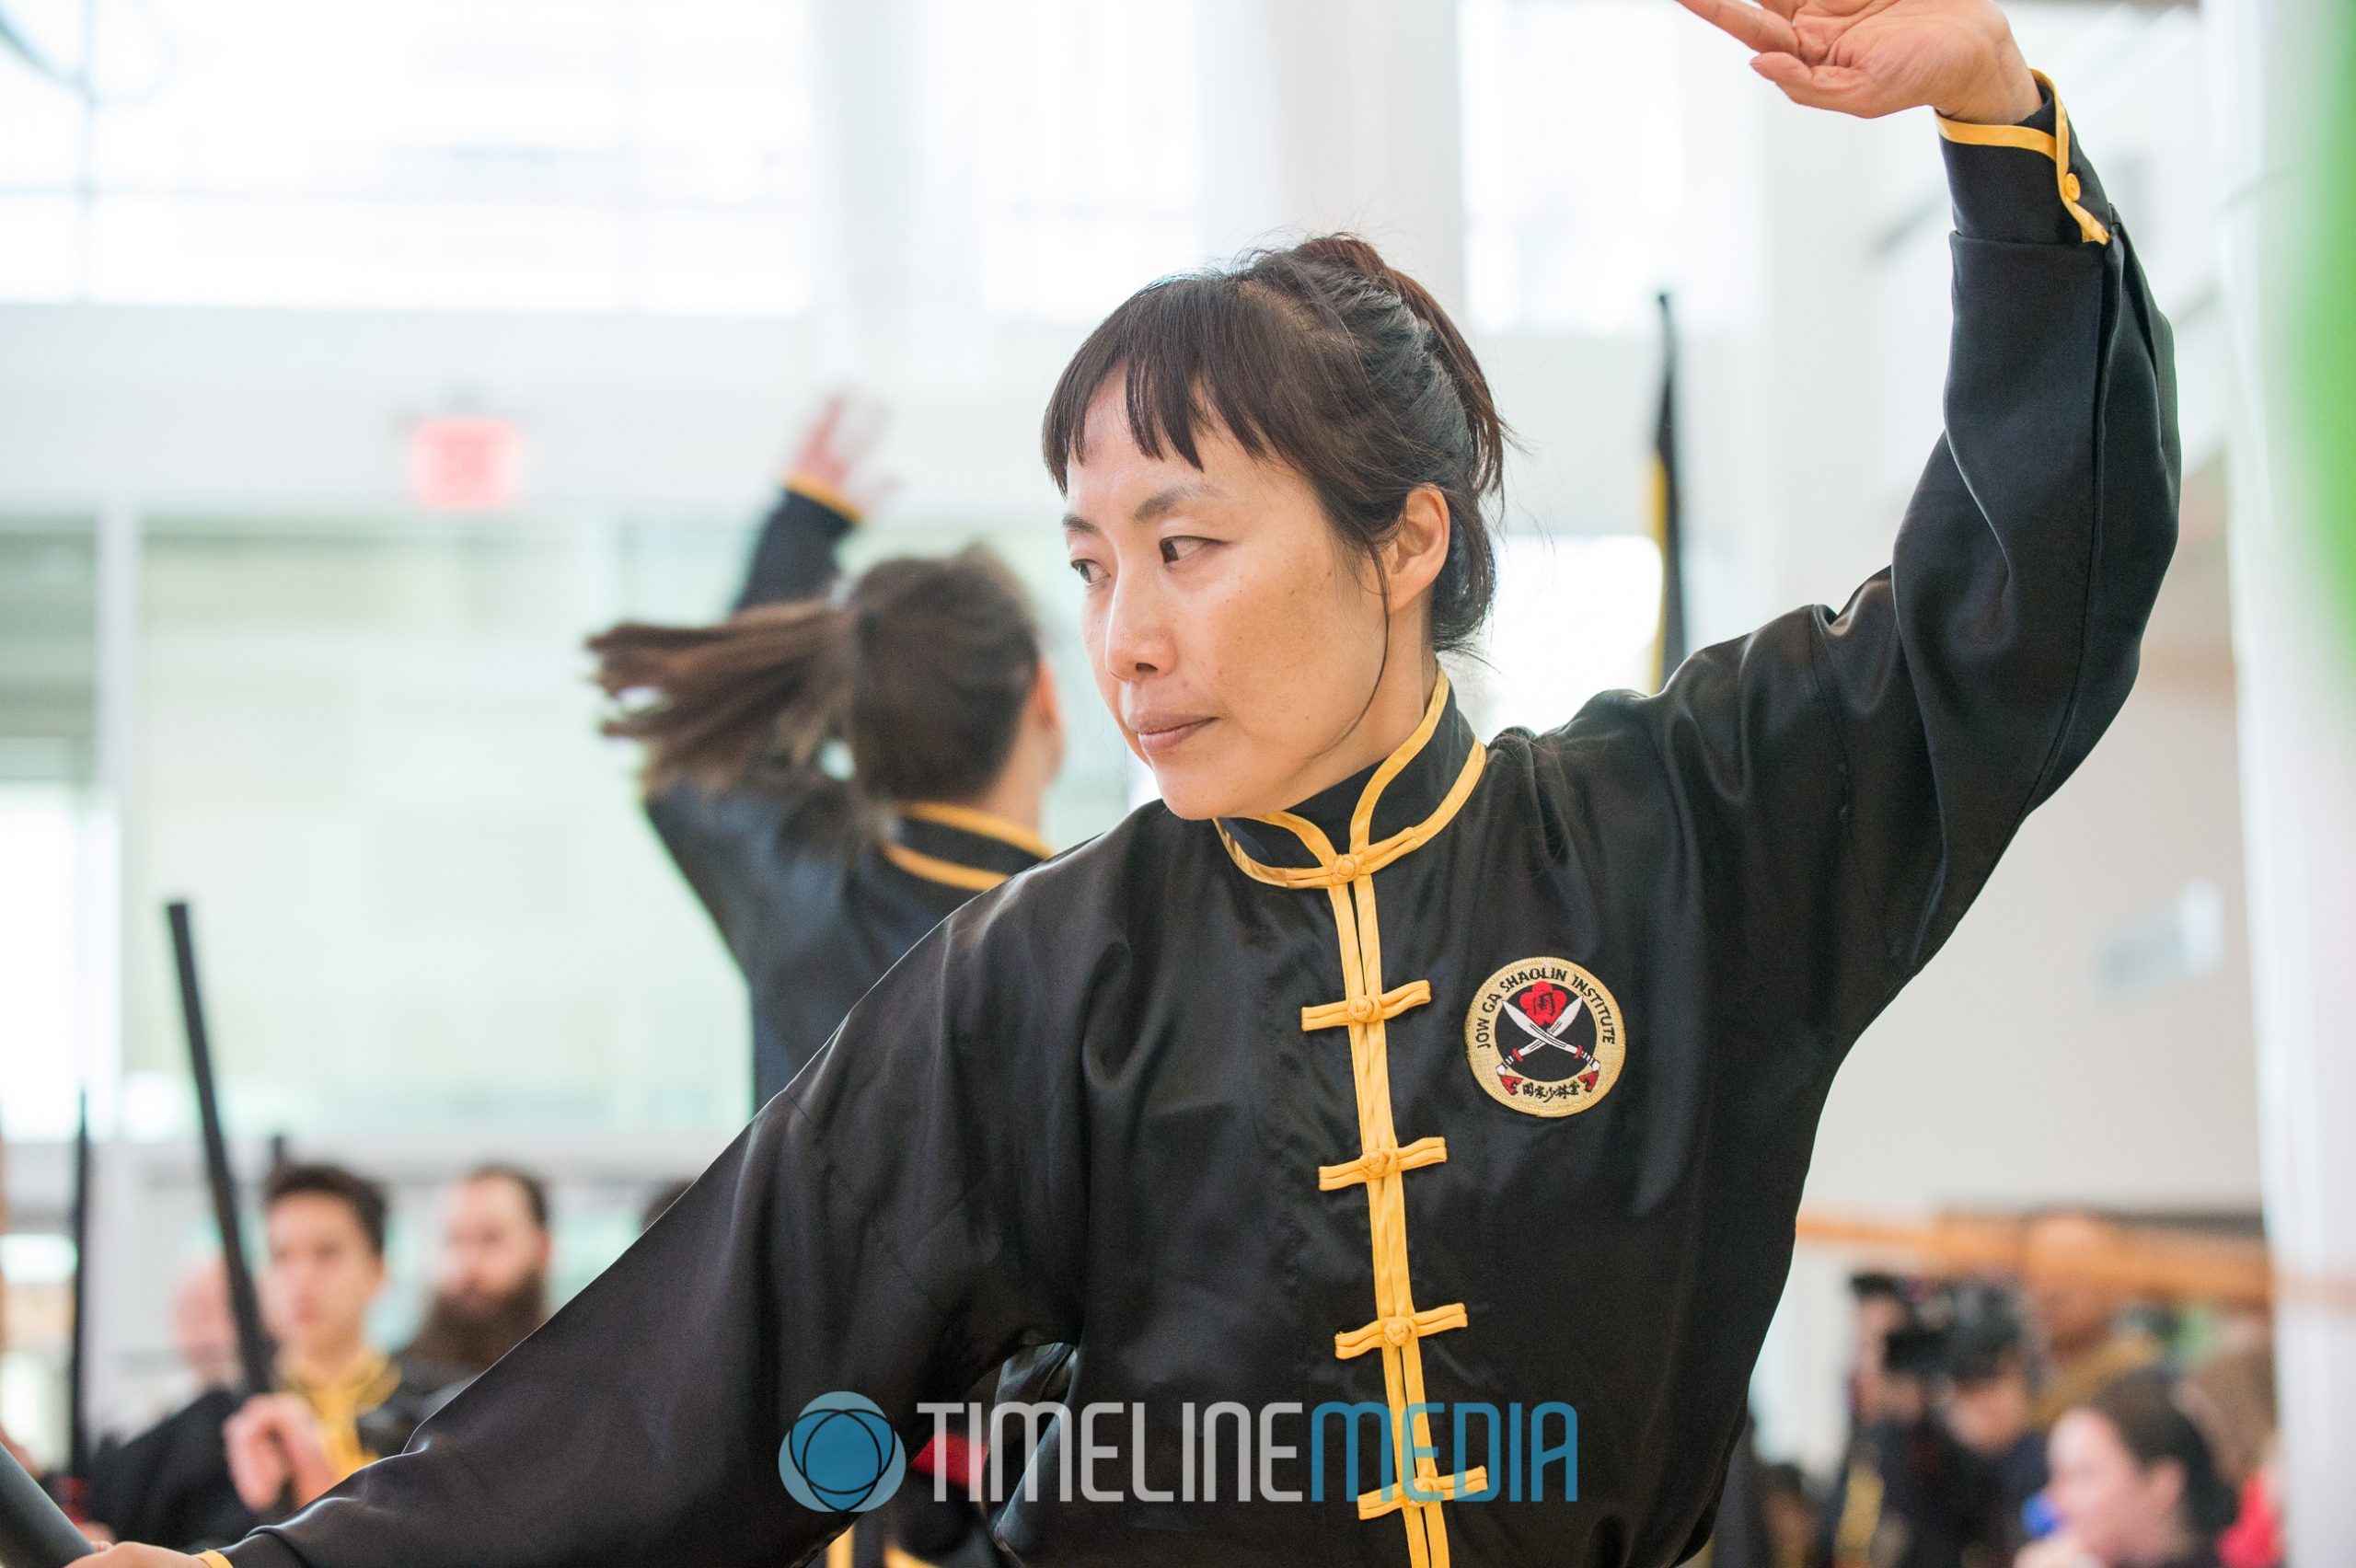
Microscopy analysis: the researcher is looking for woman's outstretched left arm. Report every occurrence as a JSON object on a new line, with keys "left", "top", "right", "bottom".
{"left": 176, "top": 890, "right": 1086, "bottom": 1568}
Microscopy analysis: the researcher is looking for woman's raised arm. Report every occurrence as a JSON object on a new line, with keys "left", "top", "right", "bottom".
{"left": 1595, "top": 5, "right": 2177, "bottom": 1049}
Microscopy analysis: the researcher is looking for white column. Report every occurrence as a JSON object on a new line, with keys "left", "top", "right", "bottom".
{"left": 2206, "top": 0, "right": 2356, "bottom": 1562}
{"left": 803, "top": 0, "right": 935, "bottom": 376}
{"left": 1230, "top": 0, "right": 1469, "bottom": 313}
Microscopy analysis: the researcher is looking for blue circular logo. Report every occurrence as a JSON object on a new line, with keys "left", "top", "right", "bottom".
{"left": 778, "top": 1391, "right": 906, "bottom": 1514}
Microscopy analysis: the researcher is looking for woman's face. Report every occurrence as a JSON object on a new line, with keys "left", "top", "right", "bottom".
{"left": 1061, "top": 380, "right": 1438, "bottom": 821}
{"left": 2047, "top": 1410, "right": 2186, "bottom": 1565}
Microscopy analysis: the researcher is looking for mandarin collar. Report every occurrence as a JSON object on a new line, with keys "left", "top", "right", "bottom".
{"left": 1216, "top": 678, "right": 1480, "bottom": 872}
{"left": 889, "top": 801, "right": 1051, "bottom": 881}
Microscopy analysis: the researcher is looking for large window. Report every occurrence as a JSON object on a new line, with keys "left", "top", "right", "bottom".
{"left": 924, "top": 0, "right": 1206, "bottom": 320}
{"left": 97, "top": 506, "right": 1132, "bottom": 1139}
{"left": 0, "top": 0, "right": 816, "bottom": 311}
{"left": 0, "top": 0, "right": 1224, "bottom": 318}
{"left": 0, "top": 786, "right": 99, "bottom": 1136}
{"left": 0, "top": 520, "right": 106, "bottom": 1143}
{"left": 1458, "top": 0, "right": 1689, "bottom": 334}
{"left": 120, "top": 513, "right": 753, "bottom": 1134}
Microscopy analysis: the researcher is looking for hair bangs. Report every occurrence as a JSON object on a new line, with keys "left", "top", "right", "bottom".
{"left": 1043, "top": 274, "right": 1318, "bottom": 490}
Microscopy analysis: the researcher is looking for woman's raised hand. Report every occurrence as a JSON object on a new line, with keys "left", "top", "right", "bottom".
{"left": 785, "top": 390, "right": 897, "bottom": 515}
{"left": 1670, "top": 0, "right": 2043, "bottom": 124}
{"left": 73, "top": 1548, "right": 204, "bottom": 1566}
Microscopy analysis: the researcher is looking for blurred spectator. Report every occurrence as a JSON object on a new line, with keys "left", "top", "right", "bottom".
{"left": 1825, "top": 1274, "right": 1981, "bottom": 1568}
{"left": 169, "top": 1257, "right": 240, "bottom": 1395}
{"left": 1946, "top": 1336, "right": 2047, "bottom": 1565}
{"left": 1848, "top": 1273, "right": 1913, "bottom": 1431}
{"left": 1756, "top": 1460, "right": 1821, "bottom": 1568}
{"left": 2018, "top": 1373, "right": 2237, "bottom": 1568}
{"left": 2177, "top": 1339, "right": 2282, "bottom": 1568}
{"left": 400, "top": 1164, "right": 553, "bottom": 1379}
{"left": 2022, "top": 1213, "right": 2161, "bottom": 1426}
{"left": 83, "top": 1162, "right": 458, "bottom": 1551}
{"left": 2210, "top": 1452, "right": 2283, "bottom": 1568}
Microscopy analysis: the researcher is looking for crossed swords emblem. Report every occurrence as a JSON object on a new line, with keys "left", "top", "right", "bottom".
{"left": 1498, "top": 989, "right": 1596, "bottom": 1076}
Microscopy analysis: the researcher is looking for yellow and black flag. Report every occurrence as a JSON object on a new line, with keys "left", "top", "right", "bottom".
{"left": 1650, "top": 290, "right": 1687, "bottom": 692}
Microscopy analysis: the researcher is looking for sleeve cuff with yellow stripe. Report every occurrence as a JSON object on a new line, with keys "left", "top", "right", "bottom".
{"left": 1936, "top": 70, "right": 2113, "bottom": 248}
{"left": 783, "top": 471, "right": 863, "bottom": 535}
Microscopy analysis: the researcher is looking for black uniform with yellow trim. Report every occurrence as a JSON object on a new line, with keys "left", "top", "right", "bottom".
{"left": 286, "top": 1352, "right": 459, "bottom": 1489}
{"left": 643, "top": 476, "right": 1051, "bottom": 1109}
{"left": 204, "top": 81, "right": 2177, "bottom": 1568}
{"left": 87, "top": 1352, "right": 450, "bottom": 1555}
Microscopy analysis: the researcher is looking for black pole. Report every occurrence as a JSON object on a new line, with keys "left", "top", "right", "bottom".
{"left": 165, "top": 901, "right": 275, "bottom": 1401}
{"left": 0, "top": 1439, "right": 90, "bottom": 1568}
{"left": 1653, "top": 289, "right": 1687, "bottom": 680}
{"left": 64, "top": 1091, "right": 89, "bottom": 1493}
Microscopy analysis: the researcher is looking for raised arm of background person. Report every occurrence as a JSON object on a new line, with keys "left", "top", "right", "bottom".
{"left": 734, "top": 394, "right": 885, "bottom": 611}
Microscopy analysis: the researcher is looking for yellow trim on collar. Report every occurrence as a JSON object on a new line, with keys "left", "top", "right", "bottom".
{"left": 1217, "top": 674, "right": 1488, "bottom": 892}
{"left": 785, "top": 471, "right": 865, "bottom": 525}
{"left": 899, "top": 801, "right": 1053, "bottom": 860}
{"left": 881, "top": 838, "right": 1011, "bottom": 891}
{"left": 280, "top": 1348, "right": 401, "bottom": 1481}
{"left": 199, "top": 1554, "right": 236, "bottom": 1568}
{"left": 1935, "top": 69, "right": 2111, "bottom": 246}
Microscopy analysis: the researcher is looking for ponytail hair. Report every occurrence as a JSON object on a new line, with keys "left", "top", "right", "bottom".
{"left": 591, "top": 547, "right": 1041, "bottom": 803}
{"left": 1043, "top": 232, "right": 1509, "bottom": 651}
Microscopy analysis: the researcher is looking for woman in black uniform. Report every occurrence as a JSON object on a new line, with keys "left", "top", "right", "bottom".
{"left": 109, "top": 2, "right": 2181, "bottom": 1564}
{"left": 590, "top": 398, "right": 1068, "bottom": 1108}
{"left": 592, "top": 403, "right": 1067, "bottom": 1566}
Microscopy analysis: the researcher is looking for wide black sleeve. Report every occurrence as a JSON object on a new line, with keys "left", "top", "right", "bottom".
{"left": 734, "top": 480, "right": 860, "bottom": 613}
{"left": 210, "top": 889, "right": 1089, "bottom": 1568}
{"left": 1571, "top": 90, "right": 2178, "bottom": 1050}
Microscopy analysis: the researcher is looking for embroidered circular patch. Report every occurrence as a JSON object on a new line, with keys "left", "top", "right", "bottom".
{"left": 1464, "top": 956, "right": 1626, "bottom": 1117}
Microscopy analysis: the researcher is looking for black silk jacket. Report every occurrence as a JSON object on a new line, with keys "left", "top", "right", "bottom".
{"left": 212, "top": 92, "right": 2177, "bottom": 1568}
{"left": 644, "top": 480, "right": 1050, "bottom": 1108}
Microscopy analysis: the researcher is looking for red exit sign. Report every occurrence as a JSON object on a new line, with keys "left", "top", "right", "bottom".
{"left": 410, "top": 418, "right": 523, "bottom": 511}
